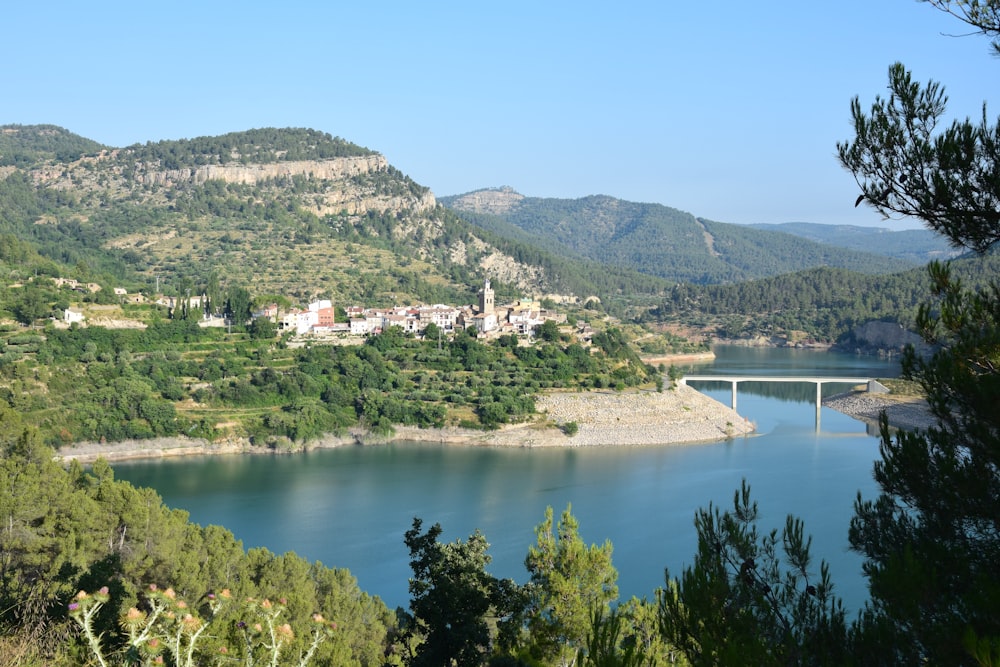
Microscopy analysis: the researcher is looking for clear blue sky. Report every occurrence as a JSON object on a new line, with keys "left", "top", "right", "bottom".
{"left": 2, "top": 1, "right": 993, "bottom": 228}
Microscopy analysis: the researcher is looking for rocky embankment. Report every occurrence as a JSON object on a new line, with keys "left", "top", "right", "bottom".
{"left": 399, "top": 384, "right": 753, "bottom": 448}
{"left": 56, "top": 385, "right": 753, "bottom": 463}
{"left": 824, "top": 392, "right": 935, "bottom": 431}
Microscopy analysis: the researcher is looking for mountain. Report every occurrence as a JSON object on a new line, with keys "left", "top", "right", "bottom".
{"left": 0, "top": 124, "right": 106, "bottom": 165}
{"left": 748, "top": 221, "right": 961, "bottom": 263}
{"left": 440, "top": 188, "right": 918, "bottom": 284}
{"left": 649, "top": 249, "right": 1000, "bottom": 344}
{"left": 2, "top": 126, "right": 673, "bottom": 317}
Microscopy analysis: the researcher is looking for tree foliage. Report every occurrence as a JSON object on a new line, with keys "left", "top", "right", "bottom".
{"left": 0, "top": 429, "right": 394, "bottom": 666}
{"left": 524, "top": 505, "right": 618, "bottom": 665}
{"left": 838, "top": 6, "right": 1000, "bottom": 663}
{"left": 659, "top": 482, "right": 848, "bottom": 666}
{"left": 402, "top": 518, "right": 524, "bottom": 667}
{"left": 838, "top": 62, "right": 1000, "bottom": 253}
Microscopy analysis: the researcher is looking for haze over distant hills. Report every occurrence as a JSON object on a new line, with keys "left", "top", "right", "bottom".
{"left": 440, "top": 187, "right": 920, "bottom": 285}
{"left": 749, "top": 221, "right": 960, "bottom": 263}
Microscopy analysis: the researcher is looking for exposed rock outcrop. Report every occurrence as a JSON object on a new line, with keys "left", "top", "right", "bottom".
{"left": 131, "top": 156, "right": 437, "bottom": 216}
{"left": 447, "top": 186, "right": 524, "bottom": 215}
{"left": 839, "top": 320, "right": 934, "bottom": 357}
{"left": 134, "top": 156, "right": 388, "bottom": 187}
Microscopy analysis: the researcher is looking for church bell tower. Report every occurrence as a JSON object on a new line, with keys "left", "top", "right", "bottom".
{"left": 478, "top": 279, "right": 495, "bottom": 315}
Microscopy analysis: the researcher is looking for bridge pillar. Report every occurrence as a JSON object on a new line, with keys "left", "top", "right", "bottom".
{"left": 732, "top": 381, "right": 738, "bottom": 412}
{"left": 816, "top": 381, "right": 822, "bottom": 432}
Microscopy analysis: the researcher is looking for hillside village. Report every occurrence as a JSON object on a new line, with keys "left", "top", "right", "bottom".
{"left": 278, "top": 279, "right": 570, "bottom": 339}
{"left": 56, "top": 278, "right": 579, "bottom": 343}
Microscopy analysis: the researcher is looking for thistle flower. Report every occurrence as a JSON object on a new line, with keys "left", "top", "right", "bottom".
{"left": 276, "top": 623, "right": 294, "bottom": 641}
{"left": 124, "top": 607, "right": 145, "bottom": 627}
{"left": 181, "top": 613, "right": 202, "bottom": 632}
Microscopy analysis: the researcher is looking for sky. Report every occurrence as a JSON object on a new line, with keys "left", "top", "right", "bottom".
{"left": 3, "top": 1, "right": 994, "bottom": 229}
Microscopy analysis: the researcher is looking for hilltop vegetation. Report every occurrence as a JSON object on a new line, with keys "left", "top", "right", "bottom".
{"left": 1, "top": 124, "right": 950, "bottom": 345}
{"left": 649, "top": 251, "right": 999, "bottom": 344}
{"left": 0, "top": 125, "right": 690, "bottom": 320}
{"left": 749, "top": 221, "right": 959, "bottom": 263}
{"left": 0, "top": 124, "right": 106, "bottom": 165}
{"left": 441, "top": 189, "right": 917, "bottom": 284}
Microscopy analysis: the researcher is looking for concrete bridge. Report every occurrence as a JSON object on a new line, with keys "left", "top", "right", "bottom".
{"left": 679, "top": 375, "right": 879, "bottom": 430}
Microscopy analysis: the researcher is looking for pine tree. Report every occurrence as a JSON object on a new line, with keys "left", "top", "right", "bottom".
{"left": 838, "top": 4, "right": 1000, "bottom": 662}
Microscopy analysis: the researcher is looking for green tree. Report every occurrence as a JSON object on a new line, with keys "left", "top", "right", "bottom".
{"left": 577, "top": 607, "right": 656, "bottom": 667}
{"left": 524, "top": 505, "right": 618, "bottom": 666}
{"left": 402, "top": 518, "right": 523, "bottom": 667}
{"left": 659, "top": 482, "right": 848, "bottom": 666}
{"left": 249, "top": 315, "right": 277, "bottom": 340}
{"left": 536, "top": 319, "right": 561, "bottom": 342}
{"left": 11, "top": 286, "right": 51, "bottom": 325}
{"left": 422, "top": 322, "right": 440, "bottom": 342}
{"left": 225, "top": 286, "right": 252, "bottom": 327}
{"left": 838, "top": 4, "right": 1000, "bottom": 663}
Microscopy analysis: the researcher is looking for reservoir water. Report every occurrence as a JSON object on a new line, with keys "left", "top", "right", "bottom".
{"left": 112, "top": 346, "right": 901, "bottom": 613}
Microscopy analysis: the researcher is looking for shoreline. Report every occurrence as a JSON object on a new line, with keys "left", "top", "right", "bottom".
{"left": 823, "top": 391, "right": 935, "bottom": 432}
{"left": 52, "top": 388, "right": 938, "bottom": 466}
{"left": 54, "top": 384, "right": 755, "bottom": 464}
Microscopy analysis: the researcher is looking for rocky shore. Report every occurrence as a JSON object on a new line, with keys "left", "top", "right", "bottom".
{"left": 55, "top": 385, "right": 753, "bottom": 463}
{"left": 823, "top": 391, "right": 935, "bottom": 432}
{"left": 530, "top": 384, "right": 754, "bottom": 446}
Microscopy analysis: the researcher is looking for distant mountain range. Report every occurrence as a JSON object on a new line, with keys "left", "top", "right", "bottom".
{"left": 440, "top": 188, "right": 928, "bottom": 285}
{"left": 0, "top": 126, "right": 958, "bottom": 329}
{"left": 748, "top": 221, "right": 960, "bottom": 263}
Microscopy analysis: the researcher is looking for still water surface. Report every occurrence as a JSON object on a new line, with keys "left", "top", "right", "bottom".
{"left": 113, "top": 346, "right": 901, "bottom": 613}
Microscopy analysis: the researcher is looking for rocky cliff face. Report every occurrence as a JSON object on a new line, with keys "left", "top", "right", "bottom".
{"left": 446, "top": 186, "right": 523, "bottom": 214}
{"left": 133, "top": 156, "right": 388, "bottom": 187}
{"left": 136, "top": 156, "right": 436, "bottom": 216}
{"left": 843, "top": 320, "right": 934, "bottom": 357}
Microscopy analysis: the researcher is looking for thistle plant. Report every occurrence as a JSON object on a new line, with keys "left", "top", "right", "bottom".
{"left": 237, "top": 596, "right": 337, "bottom": 667}
{"left": 68, "top": 585, "right": 337, "bottom": 666}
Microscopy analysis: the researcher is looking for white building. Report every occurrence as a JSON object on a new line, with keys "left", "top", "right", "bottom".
{"left": 308, "top": 299, "right": 332, "bottom": 312}
{"left": 418, "top": 305, "right": 459, "bottom": 332}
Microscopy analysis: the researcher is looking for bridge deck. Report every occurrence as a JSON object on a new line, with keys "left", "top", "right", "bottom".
{"left": 681, "top": 376, "right": 871, "bottom": 385}
{"left": 679, "top": 376, "right": 875, "bottom": 431}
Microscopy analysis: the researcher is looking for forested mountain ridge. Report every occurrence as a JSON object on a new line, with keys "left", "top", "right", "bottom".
{"left": 749, "top": 221, "right": 960, "bottom": 263}
{"left": 441, "top": 187, "right": 917, "bottom": 284}
{"left": 2, "top": 125, "right": 662, "bottom": 311}
{"left": 0, "top": 124, "right": 107, "bottom": 166}
{"left": 649, "top": 250, "right": 1000, "bottom": 345}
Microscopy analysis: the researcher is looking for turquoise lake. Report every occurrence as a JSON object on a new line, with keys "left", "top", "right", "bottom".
{"left": 112, "top": 345, "right": 902, "bottom": 613}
